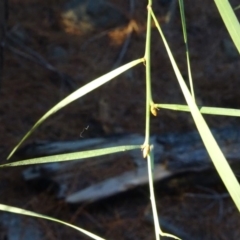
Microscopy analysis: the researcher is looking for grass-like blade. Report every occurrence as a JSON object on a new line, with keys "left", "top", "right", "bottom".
{"left": 2, "top": 145, "right": 140, "bottom": 167}
{"left": 178, "top": 0, "right": 194, "bottom": 100}
{"left": 234, "top": 5, "right": 240, "bottom": 10}
{"left": 7, "top": 58, "right": 143, "bottom": 160}
{"left": 151, "top": 9, "right": 240, "bottom": 212}
{"left": 214, "top": 0, "right": 240, "bottom": 53}
{"left": 0, "top": 204, "right": 105, "bottom": 240}
{"left": 157, "top": 104, "right": 240, "bottom": 116}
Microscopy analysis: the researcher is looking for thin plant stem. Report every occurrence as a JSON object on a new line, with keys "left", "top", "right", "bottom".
{"left": 144, "top": 2, "right": 180, "bottom": 239}
{"left": 143, "top": 1, "right": 153, "bottom": 147}
{"left": 147, "top": 150, "right": 180, "bottom": 240}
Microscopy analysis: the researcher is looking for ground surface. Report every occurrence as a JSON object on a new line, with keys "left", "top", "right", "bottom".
{"left": 1, "top": 0, "right": 240, "bottom": 239}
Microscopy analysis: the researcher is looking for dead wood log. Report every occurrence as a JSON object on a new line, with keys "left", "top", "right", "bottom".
{"left": 16, "top": 126, "right": 240, "bottom": 202}
{"left": 65, "top": 164, "right": 212, "bottom": 204}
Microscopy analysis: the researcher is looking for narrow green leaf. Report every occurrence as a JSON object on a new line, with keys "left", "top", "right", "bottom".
{"left": 151, "top": 10, "right": 240, "bottom": 212}
{"left": 7, "top": 58, "right": 143, "bottom": 160}
{"left": 178, "top": 0, "right": 187, "bottom": 43}
{"left": 157, "top": 104, "right": 240, "bottom": 116}
{"left": 178, "top": 0, "right": 195, "bottom": 100}
{"left": 0, "top": 204, "right": 105, "bottom": 240}
{"left": 2, "top": 145, "right": 140, "bottom": 167}
{"left": 214, "top": 0, "right": 240, "bottom": 54}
